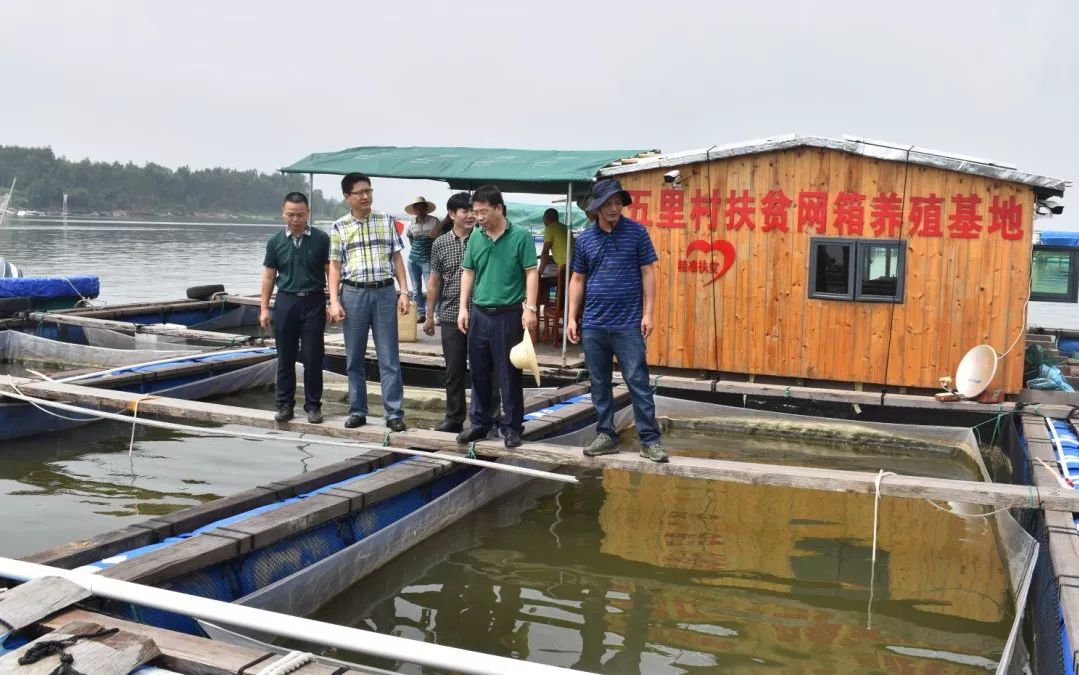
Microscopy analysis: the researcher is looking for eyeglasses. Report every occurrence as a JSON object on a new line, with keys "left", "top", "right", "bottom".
{"left": 348, "top": 188, "right": 374, "bottom": 197}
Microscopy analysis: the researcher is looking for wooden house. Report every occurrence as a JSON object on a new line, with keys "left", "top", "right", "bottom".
{"left": 598, "top": 135, "right": 1069, "bottom": 393}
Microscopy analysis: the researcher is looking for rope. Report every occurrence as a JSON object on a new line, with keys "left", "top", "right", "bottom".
{"left": 237, "top": 652, "right": 276, "bottom": 675}
{"left": 256, "top": 651, "right": 315, "bottom": 675}
{"left": 17, "top": 626, "right": 119, "bottom": 674}
{"left": 0, "top": 386, "right": 578, "bottom": 485}
{"left": 59, "top": 276, "right": 97, "bottom": 309}
{"left": 383, "top": 431, "right": 390, "bottom": 447}
{"left": 923, "top": 499, "right": 1012, "bottom": 519}
{"left": 6, "top": 378, "right": 99, "bottom": 422}
{"left": 866, "top": 469, "right": 896, "bottom": 629}
{"left": 467, "top": 442, "right": 477, "bottom": 460}
{"left": 128, "top": 395, "right": 154, "bottom": 459}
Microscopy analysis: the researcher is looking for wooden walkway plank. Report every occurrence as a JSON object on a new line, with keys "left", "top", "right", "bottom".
{"left": 0, "top": 577, "right": 90, "bottom": 633}
{"left": 7, "top": 379, "right": 1079, "bottom": 511}
{"left": 41, "top": 609, "right": 368, "bottom": 674}
{"left": 20, "top": 386, "right": 587, "bottom": 570}
{"left": 0, "top": 620, "right": 160, "bottom": 675}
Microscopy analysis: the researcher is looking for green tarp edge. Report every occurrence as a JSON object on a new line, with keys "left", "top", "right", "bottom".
{"left": 280, "top": 145, "right": 648, "bottom": 195}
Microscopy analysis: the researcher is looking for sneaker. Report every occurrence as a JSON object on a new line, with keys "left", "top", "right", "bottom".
{"left": 456, "top": 426, "right": 492, "bottom": 444}
{"left": 640, "top": 442, "right": 669, "bottom": 463}
{"left": 344, "top": 414, "right": 366, "bottom": 429}
{"left": 503, "top": 429, "right": 523, "bottom": 449}
{"left": 435, "top": 419, "right": 463, "bottom": 433}
{"left": 306, "top": 407, "right": 323, "bottom": 424}
{"left": 583, "top": 434, "right": 619, "bottom": 457}
{"left": 387, "top": 418, "right": 406, "bottom": 432}
{"left": 274, "top": 405, "right": 294, "bottom": 422}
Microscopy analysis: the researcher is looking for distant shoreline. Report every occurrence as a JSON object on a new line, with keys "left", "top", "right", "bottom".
{"left": 6, "top": 209, "right": 281, "bottom": 223}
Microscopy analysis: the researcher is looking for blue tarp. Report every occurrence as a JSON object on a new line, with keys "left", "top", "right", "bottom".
{"left": 1038, "top": 232, "right": 1079, "bottom": 248}
{"left": 0, "top": 275, "right": 99, "bottom": 299}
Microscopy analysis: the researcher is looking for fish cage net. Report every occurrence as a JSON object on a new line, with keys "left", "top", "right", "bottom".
{"left": 1002, "top": 413, "right": 1074, "bottom": 675}
{"left": 105, "top": 465, "right": 475, "bottom": 636}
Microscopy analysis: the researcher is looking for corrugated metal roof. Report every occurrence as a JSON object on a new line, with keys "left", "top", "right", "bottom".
{"left": 599, "top": 134, "right": 1069, "bottom": 196}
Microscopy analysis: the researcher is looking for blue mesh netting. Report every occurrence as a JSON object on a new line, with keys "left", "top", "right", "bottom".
{"left": 348, "top": 489, "right": 426, "bottom": 542}
{"left": 111, "top": 566, "right": 237, "bottom": 635}
{"left": 1008, "top": 418, "right": 1069, "bottom": 674}
{"left": 118, "top": 469, "right": 480, "bottom": 635}
{"left": 237, "top": 521, "right": 349, "bottom": 596}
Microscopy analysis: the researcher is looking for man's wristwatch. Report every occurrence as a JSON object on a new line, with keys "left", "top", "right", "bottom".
{"left": 523, "top": 303, "right": 537, "bottom": 312}
{"left": 397, "top": 290, "right": 409, "bottom": 296}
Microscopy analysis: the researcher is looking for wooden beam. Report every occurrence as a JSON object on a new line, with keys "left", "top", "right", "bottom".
{"left": 0, "top": 577, "right": 91, "bottom": 632}
{"left": 19, "top": 385, "right": 588, "bottom": 570}
{"left": 0, "top": 620, "right": 161, "bottom": 675}
{"left": 23, "top": 312, "right": 270, "bottom": 346}
{"left": 41, "top": 609, "right": 369, "bottom": 674}
{"left": 623, "top": 372, "right": 1078, "bottom": 417}
{"left": 7, "top": 379, "right": 1078, "bottom": 511}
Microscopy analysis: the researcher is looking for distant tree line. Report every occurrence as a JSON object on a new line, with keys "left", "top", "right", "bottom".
{"left": 0, "top": 146, "right": 343, "bottom": 218}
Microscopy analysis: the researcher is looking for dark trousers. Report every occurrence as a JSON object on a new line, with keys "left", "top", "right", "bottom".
{"left": 468, "top": 306, "right": 524, "bottom": 433}
{"left": 273, "top": 291, "right": 325, "bottom": 411}
{"left": 440, "top": 321, "right": 468, "bottom": 424}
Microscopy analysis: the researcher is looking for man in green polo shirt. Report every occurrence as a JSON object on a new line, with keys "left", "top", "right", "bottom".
{"left": 260, "top": 192, "right": 331, "bottom": 424}
{"left": 456, "top": 185, "right": 538, "bottom": 449}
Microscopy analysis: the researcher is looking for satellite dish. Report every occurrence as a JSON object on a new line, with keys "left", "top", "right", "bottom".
{"left": 955, "top": 344, "right": 998, "bottom": 398}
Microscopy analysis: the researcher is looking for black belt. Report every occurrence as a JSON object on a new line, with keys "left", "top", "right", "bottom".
{"left": 474, "top": 304, "right": 521, "bottom": 315}
{"left": 278, "top": 289, "right": 324, "bottom": 297}
{"left": 342, "top": 278, "right": 393, "bottom": 289}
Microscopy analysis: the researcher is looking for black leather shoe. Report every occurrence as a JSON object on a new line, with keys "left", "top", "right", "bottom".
{"left": 456, "top": 426, "right": 491, "bottom": 444}
{"left": 503, "top": 429, "right": 523, "bottom": 449}
{"left": 306, "top": 407, "right": 323, "bottom": 424}
{"left": 274, "top": 405, "right": 294, "bottom": 422}
{"left": 387, "top": 418, "right": 406, "bottom": 432}
{"left": 344, "top": 414, "right": 366, "bottom": 429}
{"left": 436, "top": 420, "right": 463, "bottom": 433}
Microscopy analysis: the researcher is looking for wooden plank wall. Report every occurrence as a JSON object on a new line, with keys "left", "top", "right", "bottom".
{"left": 616, "top": 148, "right": 1033, "bottom": 392}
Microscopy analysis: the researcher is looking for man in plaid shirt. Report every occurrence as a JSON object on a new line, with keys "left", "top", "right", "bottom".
{"left": 328, "top": 172, "right": 411, "bottom": 432}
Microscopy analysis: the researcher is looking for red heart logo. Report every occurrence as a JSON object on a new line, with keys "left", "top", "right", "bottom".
{"left": 686, "top": 239, "right": 735, "bottom": 285}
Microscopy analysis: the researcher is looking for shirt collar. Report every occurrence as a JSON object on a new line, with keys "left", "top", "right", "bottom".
{"left": 481, "top": 220, "right": 512, "bottom": 241}
{"left": 286, "top": 224, "right": 311, "bottom": 238}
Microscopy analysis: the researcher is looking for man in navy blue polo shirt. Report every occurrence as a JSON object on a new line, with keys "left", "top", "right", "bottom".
{"left": 567, "top": 178, "right": 667, "bottom": 462}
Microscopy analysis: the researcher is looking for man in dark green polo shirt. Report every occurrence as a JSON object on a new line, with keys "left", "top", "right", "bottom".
{"left": 456, "top": 185, "right": 538, "bottom": 448}
{"left": 260, "top": 192, "right": 331, "bottom": 424}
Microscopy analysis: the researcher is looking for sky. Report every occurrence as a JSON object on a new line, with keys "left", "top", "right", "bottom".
{"left": 3, "top": 0, "right": 1078, "bottom": 219}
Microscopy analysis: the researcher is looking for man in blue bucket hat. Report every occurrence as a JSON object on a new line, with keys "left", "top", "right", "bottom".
{"left": 567, "top": 178, "right": 667, "bottom": 462}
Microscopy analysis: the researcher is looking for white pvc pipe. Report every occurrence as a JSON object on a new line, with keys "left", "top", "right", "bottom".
{"left": 0, "top": 557, "right": 589, "bottom": 675}
{"left": 0, "top": 385, "right": 577, "bottom": 484}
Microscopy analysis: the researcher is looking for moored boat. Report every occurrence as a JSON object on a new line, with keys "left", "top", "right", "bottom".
{"left": 0, "top": 341, "right": 277, "bottom": 443}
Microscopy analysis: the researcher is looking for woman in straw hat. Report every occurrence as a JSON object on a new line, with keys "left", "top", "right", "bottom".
{"left": 404, "top": 196, "right": 440, "bottom": 323}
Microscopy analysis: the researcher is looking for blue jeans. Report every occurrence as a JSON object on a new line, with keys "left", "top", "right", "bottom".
{"left": 582, "top": 327, "right": 661, "bottom": 445}
{"left": 341, "top": 284, "right": 404, "bottom": 420}
{"left": 408, "top": 260, "right": 430, "bottom": 317}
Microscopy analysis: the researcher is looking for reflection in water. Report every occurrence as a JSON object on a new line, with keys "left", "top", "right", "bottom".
{"left": 305, "top": 435, "right": 1010, "bottom": 673}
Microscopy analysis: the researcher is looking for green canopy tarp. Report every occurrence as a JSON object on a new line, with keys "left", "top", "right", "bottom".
{"left": 280, "top": 146, "right": 647, "bottom": 195}
{"left": 505, "top": 202, "right": 591, "bottom": 233}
